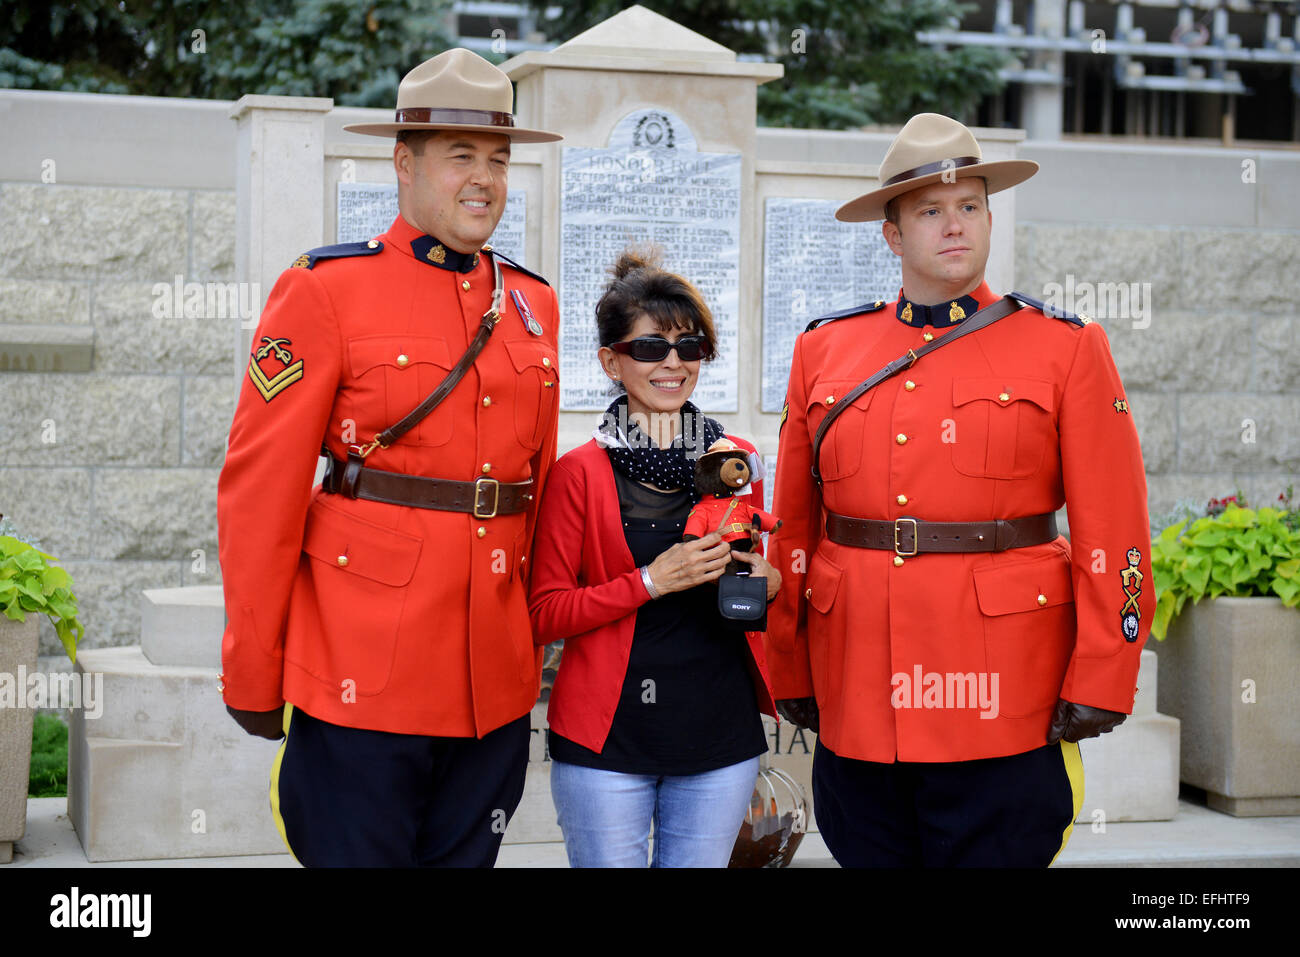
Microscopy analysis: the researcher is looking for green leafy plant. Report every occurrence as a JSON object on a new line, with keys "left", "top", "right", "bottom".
{"left": 0, "top": 532, "right": 84, "bottom": 663}
{"left": 29, "top": 712, "right": 68, "bottom": 798}
{"left": 1151, "top": 501, "right": 1300, "bottom": 641}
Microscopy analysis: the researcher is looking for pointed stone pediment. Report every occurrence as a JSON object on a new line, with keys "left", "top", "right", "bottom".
{"left": 555, "top": 4, "right": 736, "bottom": 62}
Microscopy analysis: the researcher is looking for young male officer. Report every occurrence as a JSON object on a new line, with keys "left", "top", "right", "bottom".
{"left": 765, "top": 113, "right": 1152, "bottom": 866}
{"left": 217, "top": 49, "right": 563, "bottom": 866}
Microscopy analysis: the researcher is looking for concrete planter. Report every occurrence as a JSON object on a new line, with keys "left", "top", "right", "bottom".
{"left": 1153, "top": 597, "right": 1300, "bottom": 816}
{"left": 0, "top": 615, "right": 40, "bottom": 863}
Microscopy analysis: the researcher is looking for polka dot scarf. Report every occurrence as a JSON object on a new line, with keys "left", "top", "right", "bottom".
{"left": 596, "top": 395, "right": 725, "bottom": 499}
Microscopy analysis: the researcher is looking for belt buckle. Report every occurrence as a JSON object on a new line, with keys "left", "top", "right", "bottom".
{"left": 894, "top": 518, "right": 918, "bottom": 557}
{"left": 473, "top": 477, "right": 500, "bottom": 519}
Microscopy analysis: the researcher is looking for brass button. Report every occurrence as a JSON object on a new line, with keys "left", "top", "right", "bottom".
{"left": 1037, "top": 594, "right": 1048, "bottom": 606}
{"left": 336, "top": 555, "right": 349, "bottom": 567}
{"left": 482, "top": 396, "right": 492, "bottom": 407}
{"left": 805, "top": 588, "right": 812, "bottom": 599}
{"left": 396, "top": 354, "right": 409, "bottom": 367}
{"left": 999, "top": 392, "right": 1010, "bottom": 402}
{"left": 462, "top": 280, "right": 471, "bottom": 291}
{"left": 922, "top": 331, "right": 934, "bottom": 342}
{"left": 896, "top": 433, "right": 908, "bottom": 445}
{"left": 825, "top": 395, "right": 835, "bottom": 405}
{"left": 482, "top": 243, "right": 493, "bottom": 252}
{"left": 482, "top": 463, "right": 492, "bottom": 474}
{"left": 366, "top": 240, "right": 379, "bottom": 249}
{"left": 896, "top": 494, "right": 908, "bottom": 506}
{"left": 476, "top": 527, "right": 487, "bottom": 538}
{"left": 542, "top": 357, "right": 551, "bottom": 368}
{"left": 893, "top": 556, "right": 904, "bottom": 567}
{"left": 904, "top": 380, "right": 916, "bottom": 391}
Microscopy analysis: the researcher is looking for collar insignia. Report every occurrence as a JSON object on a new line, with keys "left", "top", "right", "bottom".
{"left": 896, "top": 292, "right": 980, "bottom": 329}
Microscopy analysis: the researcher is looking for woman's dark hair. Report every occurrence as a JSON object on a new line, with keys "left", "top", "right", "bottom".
{"left": 595, "top": 245, "right": 717, "bottom": 361}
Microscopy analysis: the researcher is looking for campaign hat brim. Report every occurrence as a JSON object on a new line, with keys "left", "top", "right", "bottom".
{"left": 342, "top": 121, "right": 562, "bottom": 143}
{"left": 836, "top": 158, "right": 1039, "bottom": 222}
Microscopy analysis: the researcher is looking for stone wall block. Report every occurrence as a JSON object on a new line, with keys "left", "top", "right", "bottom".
{"left": 0, "top": 468, "right": 92, "bottom": 558}
{"left": 1180, "top": 231, "right": 1300, "bottom": 311}
{"left": 1178, "top": 395, "right": 1300, "bottom": 473}
{"left": 183, "top": 375, "right": 236, "bottom": 466}
{"left": 1104, "top": 311, "right": 1250, "bottom": 392}
{"left": 0, "top": 375, "right": 180, "bottom": 466}
{"left": 1128, "top": 392, "right": 1175, "bottom": 474}
{"left": 93, "top": 469, "right": 218, "bottom": 561}
{"left": 1019, "top": 225, "right": 1182, "bottom": 313}
{"left": 191, "top": 191, "right": 237, "bottom": 281}
{"left": 0, "top": 184, "right": 189, "bottom": 281}
{"left": 0, "top": 279, "right": 90, "bottom": 325}
{"left": 92, "top": 282, "right": 230, "bottom": 375}
{"left": 1256, "top": 317, "right": 1300, "bottom": 393}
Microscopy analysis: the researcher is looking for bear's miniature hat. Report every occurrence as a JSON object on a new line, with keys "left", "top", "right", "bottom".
{"left": 835, "top": 112, "right": 1037, "bottom": 223}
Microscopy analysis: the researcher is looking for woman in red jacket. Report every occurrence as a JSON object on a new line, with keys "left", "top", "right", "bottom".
{"left": 528, "top": 248, "right": 779, "bottom": 867}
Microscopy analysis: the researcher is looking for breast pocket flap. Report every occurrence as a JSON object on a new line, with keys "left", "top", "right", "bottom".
{"left": 953, "top": 377, "right": 1055, "bottom": 413}
{"left": 348, "top": 336, "right": 452, "bottom": 378}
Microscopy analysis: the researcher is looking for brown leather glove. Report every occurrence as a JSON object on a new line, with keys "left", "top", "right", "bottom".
{"left": 1046, "top": 698, "right": 1127, "bottom": 744}
{"left": 226, "top": 704, "right": 286, "bottom": 740}
{"left": 776, "top": 696, "right": 820, "bottom": 734}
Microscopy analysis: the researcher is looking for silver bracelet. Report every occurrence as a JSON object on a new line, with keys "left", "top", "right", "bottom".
{"left": 640, "top": 565, "right": 660, "bottom": 600}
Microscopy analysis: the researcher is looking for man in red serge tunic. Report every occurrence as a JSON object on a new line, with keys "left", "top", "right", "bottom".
{"left": 217, "top": 49, "right": 562, "bottom": 867}
{"left": 764, "top": 114, "right": 1153, "bottom": 867}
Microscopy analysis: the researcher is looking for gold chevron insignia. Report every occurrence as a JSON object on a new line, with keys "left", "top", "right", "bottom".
{"left": 248, "top": 353, "right": 305, "bottom": 402}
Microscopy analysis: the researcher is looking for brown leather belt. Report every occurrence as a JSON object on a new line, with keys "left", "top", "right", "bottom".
{"left": 321, "top": 454, "right": 532, "bottom": 518}
{"left": 825, "top": 511, "right": 1059, "bottom": 556}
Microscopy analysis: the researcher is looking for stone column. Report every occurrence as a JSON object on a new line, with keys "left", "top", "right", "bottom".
{"left": 229, "top": 95, "right": 332, "bottom": 390}
{"left": 1024, "top": 0, "right": 1066, "bottom": 141}
{"left": 501, "top": 4, "right": 781, "bottom": 442}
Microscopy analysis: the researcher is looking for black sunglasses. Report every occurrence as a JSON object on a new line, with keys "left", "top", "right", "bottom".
{"left": 607, "top": 335, "right": 713, "bottom": 362}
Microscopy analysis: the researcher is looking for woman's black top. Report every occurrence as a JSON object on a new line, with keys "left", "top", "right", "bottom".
{"left": 547, "top": 461, "right": 768, "bottom": 775}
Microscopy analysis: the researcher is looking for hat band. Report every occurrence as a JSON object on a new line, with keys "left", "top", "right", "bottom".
{"left": 882, "top": 155, "right": 981, "bottom": 188}
{"left": 394, "top": 108, "right": 516, "bottom": 129}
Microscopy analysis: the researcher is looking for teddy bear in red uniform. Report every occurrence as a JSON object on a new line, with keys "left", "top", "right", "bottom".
{"left": 684, "top": 439, "right": 781, "bottom": 574}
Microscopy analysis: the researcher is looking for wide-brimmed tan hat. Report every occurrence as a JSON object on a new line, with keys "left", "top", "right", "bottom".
{"left": 836, "top": 113, "right": 1037, "bottom": 222}
{"left": 344, "top": 48, "right": 561, "bottom": 143}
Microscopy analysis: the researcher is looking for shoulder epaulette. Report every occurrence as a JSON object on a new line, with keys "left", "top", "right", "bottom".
{"left": 290, "top": 240, "right": 383, "bottom": 270}
{"left": 804, "top": 299, "right": 887, "bottom": 333}
{"left": 488, "top": 248, "right": 550, "bottom": 287}
{"left": 1007, "top": 290, "right": 1091, "bottom": 328}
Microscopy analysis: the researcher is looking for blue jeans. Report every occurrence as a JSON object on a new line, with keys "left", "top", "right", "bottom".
{"left": 550, "top": 757, "right": 760, "bottom": 868}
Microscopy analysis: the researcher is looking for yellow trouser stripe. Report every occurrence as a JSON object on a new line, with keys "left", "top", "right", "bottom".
{"left": 1049, "top": 739, "right": 1085, "bottom": 866}
{"left": 269, "top": 703, "right": 302, "bottom": 865}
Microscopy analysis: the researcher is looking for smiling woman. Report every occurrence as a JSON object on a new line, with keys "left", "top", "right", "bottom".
{"left": 527, "top": 246, "right": 779, "bottom": 868}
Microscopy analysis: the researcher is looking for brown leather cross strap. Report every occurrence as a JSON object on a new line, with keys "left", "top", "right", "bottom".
{"left": 810, "top": 295, "right": 1021, "bottom": 485}
{"left": 825, "top": 511, "right": 1059, "bottom": 555}
{"left": 322, "top": 455, "right": 533, "bottom": 517}
{"left": 351, "top": 252, "right": 506, "bottom": 459}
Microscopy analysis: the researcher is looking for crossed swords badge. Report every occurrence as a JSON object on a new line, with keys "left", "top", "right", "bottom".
{"left": 247, "top": 336, "right": 304, "bottom": 402}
